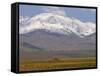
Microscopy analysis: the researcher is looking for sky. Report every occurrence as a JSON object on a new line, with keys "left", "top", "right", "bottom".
{"left": 19, "top": 4, "right": 96, "bottom": 23}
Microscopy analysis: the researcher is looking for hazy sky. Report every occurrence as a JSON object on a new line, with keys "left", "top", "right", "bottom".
{"left": 19, "top": 4, "right": 96, "bottom": 23}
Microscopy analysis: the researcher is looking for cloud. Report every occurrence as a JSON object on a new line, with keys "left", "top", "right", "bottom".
{"left": 80, "top": 8, "right": 96, "bottom": 12}
{"left": 88, "top": 9, "right": 96, "bottom": 12}
{"left": 42, "top": 6, "right": 66, "bottom": 16}
{"left": 19, "top": 16, "right": 30, "bottom": 22}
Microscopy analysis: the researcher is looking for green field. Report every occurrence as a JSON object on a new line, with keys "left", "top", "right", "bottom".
{"left": 19, "top": 57, "right": 96, "bottom": 71}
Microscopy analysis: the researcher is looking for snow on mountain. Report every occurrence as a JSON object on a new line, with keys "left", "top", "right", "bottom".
{"left": 19, "top": 13, "right": 95, "bottom": 38}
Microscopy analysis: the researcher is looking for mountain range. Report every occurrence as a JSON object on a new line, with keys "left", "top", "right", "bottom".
{"left": 19, "top": 13, "right": 95, "bottom": 38}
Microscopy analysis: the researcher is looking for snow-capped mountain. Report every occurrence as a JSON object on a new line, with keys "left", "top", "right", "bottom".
{"left": 19, "top": 13, "right": 95, "bottom": 38}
